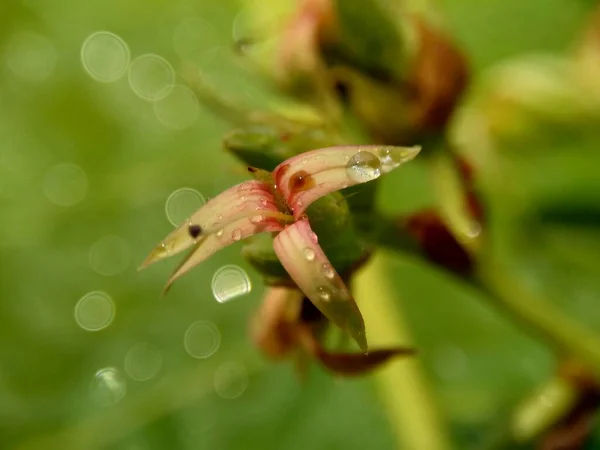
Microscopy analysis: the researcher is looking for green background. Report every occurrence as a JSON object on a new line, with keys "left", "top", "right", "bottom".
{"left": 1, "top": 0, "right": 598, "bottom": 449}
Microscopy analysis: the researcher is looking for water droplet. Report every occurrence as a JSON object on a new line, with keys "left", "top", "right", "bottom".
{"left": 214, "top": 362, "right": 248, "bottom": 399}
{"left": 165, "top": 187, "right": 205, "bottom": 226}
{"left": 309, "top": 231, "right": 318, "bottom": 244}
{"left": 321, "top": 263, "right": 335, "bottom": 280}
{"left": 74, "top": 291, "right": 115, "bottom": 331}
{"left": 153, "top": 85, "right": 199, "bottom": 130}
{"left": 249, "top": 215, "right": 263, "bottom": 224}
{"left": 90, "top": 367, "right": 126, "bottom": 406}
{"left": 42, "top": 163, "right": 88, "bottom": 207}
{"left": 80, "top": 31, "right": 130, "bottom": 83}
{"left": 5, "top": 30, "right": 57, "bottom": 83}
{"left": 217, "top": 213, "right": 223, "bottom": 221}
{"left": 259, "top": 197, "right": 267, "bottom": 207}
{"left": 231, "top": 229, "right": 242, "bottom": 241}
{"left": 346, "top": 151, "right": 382, "bottom": 183}
{"left": 341, "top": 182, "right": 349, "bottom": 189}
{"left": 184, "top": 321, "right": 220, "bottom": 358}
{"left": 128, "top": 54, "right": 175, "bottom": 101}
{"left": 296, "top": 199, "right": 303, "bottom": 208}
{"left": 303, "top": 247, "right": 315, "bottom": 261}
{"left": 89, "top": 235, "right": 131, "bottom": 276}
{"left": 317, "top": 286, "right": 332, "bottom": 302}
{"left": 216, "top": 228, "right": 224, "bottom": 237}
{"left": 211, "top": 265, "right": 251, "bottom": 303}
{"left": 124, "top": 343, "right": 163, "bottom": 381}
{"left": 301, "top": 158, "right": 307, "bottom": 165}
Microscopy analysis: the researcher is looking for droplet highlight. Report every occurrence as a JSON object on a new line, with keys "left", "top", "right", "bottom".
{"left": 321, "top": 263, "right": 335, "bottom": 280}
{"left": 74, "top": 291, "right": 115, "bottom": 331}
{"left": 124, "top": 342, "right": 163, "bottom": 381}
{"left": 231, "top": 229, "right": 242, "bottom": 242}
{"left": 214, "top": 362, "right": 248, "bottom": 399}
{"left": 184, "top": 321, "right": 221, "bottom": 359}
{"left": 42, "top": 163, "right": 88, "bottom": 207}
{"left": 89, "top": 235, "right": 131, "bottom": 276}
{"left": 346, "top": 151, "right": 382, "bottom": 183}
{"left": 165, "top": 187, "right": 205, "bottom": 226}
{"left": 211, "top": 265, "right": 251, "bottom": 303}
{"left": 81, "top": 31, "right": 130, "bottom": 83}
{"left": 128, "top": 54, "right": 175, "bottom": 101}
{"left": 303, "top": 247, "right": 316, "bottom": 261}
{"left": 153, "top": 85, "right": 200, "bottom": 131}
{"left": 90, "top": 367, "right": 127, "bottom": 406}
{"left": 317, "top": 286, "right": 333, "bottom": 302}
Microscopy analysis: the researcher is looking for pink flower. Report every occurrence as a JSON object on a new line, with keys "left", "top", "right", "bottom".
{"left": 140, "top": 145, "right": 421, "bottom": 351}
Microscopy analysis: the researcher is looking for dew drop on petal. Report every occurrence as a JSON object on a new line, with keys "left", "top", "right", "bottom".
{"left": 345, "top": 151, "right": 382, "bottom": 183}
{"left": 165, "top": 187, "right": 205, "bottom": 226}
{"left": 303, "top": 247, "right": 316, "bottom": 261}
{"left": 184, "top": 321, "right": 221, "bottom": 358}
{"left": 211, "top": 265, "right": 251, "bottom": 303}
{"left": 74, "top": 291, "right": 115, "bottom": 331}
{"left": 90, "top": 367, "right": 126, "bottom": 406}
{"left": 80, "top": 31, "right": 130, "bottom": 83}
{"left": 231, "top": 229, "right": 242, "bottom": 241}
{"left": 259, "top": 197, "right": 267, "bottom": 207}
{"left": 42, "top": 163, "right": 88, "bottom": 207}
{"left": 216, "top": 228, "right": 224, "bottom": 237}
{"left": 153, "top": 85, "right": 199, "bottom": 130}
{"left": 124, "top": 343, "right": 163, "bottom": 381}
{"left": 308, "top": 231, "right": 318, "bottom": 244}
{"left": 214, "top": 361, "right": 248, "bottom": 399}
{"left": 128, "top": 54, "right": 175, "bottom": 101}
{"left": 321, "top": 263, "right": 335, "bottom": 280}
{"left": 249, "top": 215, "right": 263, "bottom": 224}
{"left": 317, "top": 286, "right": 333, "bottom": 302}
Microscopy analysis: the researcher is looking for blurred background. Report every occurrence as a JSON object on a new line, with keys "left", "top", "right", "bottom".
{"left": 2, "top": 0, "right": 600, "bottom": 449}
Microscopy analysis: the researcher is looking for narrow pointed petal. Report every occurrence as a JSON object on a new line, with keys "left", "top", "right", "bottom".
{"left": 164, "top": 217, "right": 283, "bottom": 292}
{"left": 273, "top": 145, "right": 421, "bottom": 217}
{"left": 140, "top": 180, "right": 285, "bottom": 269}
{"left": 272, "top": 218, "right": 367, "bottom": 351}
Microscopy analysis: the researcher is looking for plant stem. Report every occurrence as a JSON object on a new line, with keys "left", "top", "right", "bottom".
{"left": 353, "top": 250, "right": 452, "bottom": 450}
{"left": 477, "top": 262, "right": 600, "bottom": 377}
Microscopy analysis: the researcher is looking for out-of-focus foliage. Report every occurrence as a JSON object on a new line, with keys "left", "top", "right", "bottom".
{"left": 2, "top": 0, "right": 600, "bottom": 449}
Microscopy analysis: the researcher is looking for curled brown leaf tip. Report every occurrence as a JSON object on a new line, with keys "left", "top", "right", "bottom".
{"left": 315, "top": 347, "right": 416, "bottom": 376}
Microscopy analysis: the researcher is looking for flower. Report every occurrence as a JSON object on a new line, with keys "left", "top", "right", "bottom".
{"left": 140, "top": 144, "right": 421, "bottom": 351}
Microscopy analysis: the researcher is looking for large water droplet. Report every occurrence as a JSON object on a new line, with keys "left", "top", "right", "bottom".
{"left": 90, "top": 367, "right": 126, "bottom": 406}
{"left": 214, "top": 362, "right": 248, "bottom": 399}
{"left": 249, "top": 215, "right": 263, "bottom": 224}
{"left": 211, "top": 265, "right": 251, "bottom": 303}
{"left": 303, "top": 247, "right": 316, "bottom": 261}
{"left": 74, "top": 291, "right": 115, "bottom": 331}
{"left": 124, "top": 343, "right": 163, "bottom": 381}
{"left": 128, "top": 54, "right": 175, "bottom": 101}
{"left": 184, "top": 321, "right": 221, "bottom": 359}
{"left": 153, "top": 85, "right": 199, "bottom": 130}
{"left": 321, "top": 263, "right": 335, "bottom": 280}
{"left": 42, "top": 163, "right": 88, "bottom": 207}
{"left": 231, "top": 229, "right": 242, "bottom": 241}
{"left": 165, "top": 187, "right": 205, "bottom": 226}
{"left": 80, "top": 31, "right": 130, "bottom": 83}
{"left": 309, "top": 231, "right": 318, "bottom": 244}
{"left": 89, "top": 235, "right": 131, "bottom": 276}
{"left": 345, "top": 151, "right": 381, "bottom": 183}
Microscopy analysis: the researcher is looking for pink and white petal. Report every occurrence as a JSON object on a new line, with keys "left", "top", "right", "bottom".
{"left": 273, "top": 145, "right": 421, "bottom": 217}
{"left": 163, "top": 217, "right": 283, "bottom": 292}
{"left": 140, "top": 181, "right": 282, "bottom": 269}
{"left": 272, "top": 218, "right": 368, "bottom": 351}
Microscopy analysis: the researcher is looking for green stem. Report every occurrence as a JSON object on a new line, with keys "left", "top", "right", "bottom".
{"left": 477, "top": 262, "right": 600, "bottom": 377}
{"left": 353, "top": 250, "right": 452, "bottom": 450}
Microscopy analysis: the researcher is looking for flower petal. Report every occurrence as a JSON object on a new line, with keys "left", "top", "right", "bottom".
{"left": 163, "top": 217, "right": 283, "bottom": 292}
{"left": 272, "top": 218, "right": 367, "bottom": 351}
{"left": 273, "top": 145, "right": 421, "bottom": 218}
{"left": 140, "top": 180, "right": 285, "bottom": 269}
